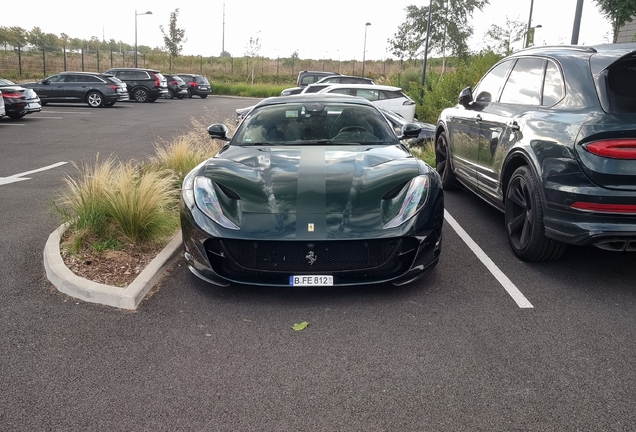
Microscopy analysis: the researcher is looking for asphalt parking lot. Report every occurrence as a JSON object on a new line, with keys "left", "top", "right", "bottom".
{"left": 1, "top": 98, "right": 634, "bottom": 431}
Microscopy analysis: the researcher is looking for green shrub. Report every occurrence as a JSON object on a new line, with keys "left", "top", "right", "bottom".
{"left": 102, "top": 163, "right": 178, "bottom": 245}
{"left": 54, "top": 155, "right": 116, "bottom": 237}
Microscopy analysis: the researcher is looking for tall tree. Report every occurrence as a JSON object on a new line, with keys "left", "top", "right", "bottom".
{"left": 160, "top": 8, "right": 187, "bottom": 58}
{"left": 594, "top": 0, "right": 636, "bottom": 43}
{"left": 388, "top": 0, "right": 490, "bottom": 74}
{"left": 485, "top": 17, "right": 526, "bottom": 55}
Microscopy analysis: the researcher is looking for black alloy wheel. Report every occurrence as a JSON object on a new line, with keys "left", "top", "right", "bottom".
{"left": 505, "top": 166, "right": 566, "bottom": 261}
{"left": 435, "top": 131, "right": 458, "bottom": 190}
{"left": 186, "top": 89, "right": 192, "bottom": 98}
{"left": 133, "top": 88, "right": 149, "bottom": 103}
{"left": 86, "top": 91, "right": 104, "bottom": 108}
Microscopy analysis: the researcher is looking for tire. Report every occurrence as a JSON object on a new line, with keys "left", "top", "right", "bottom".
{"left": 177, "top": 95, "right": 184, "bottom": 99}
{"left": 133, "top": 88, "right": 149, "bottom": 103}
{"left": 104, "top": 101, "right": 116, "bottom": 107}
{"left": 505, "top": 166, "right": 566, "bottom": 261}
{"left": 200, "top": 94, "right": 208, "bottom": 99}
{"left": 86, "top": 91, "right": 104, "bottom": 108}
{"left": 186, "top": 89, "right": 192, "bottom": 98}
{"left": 41, "top": 101, "right": 48, "bottom": 106}
{"left": 435, "top": 131, "right": 459, "bottom": 190}
{"left": 7, "top": 112, "right": 26, "bottom": 119}
{"left": 167, "top": 89, "right": 175, "bottom": 99}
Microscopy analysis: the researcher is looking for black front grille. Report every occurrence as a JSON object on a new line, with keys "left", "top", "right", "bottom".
{"left": 217, "top": 239, "right": 402, "bottom": 273}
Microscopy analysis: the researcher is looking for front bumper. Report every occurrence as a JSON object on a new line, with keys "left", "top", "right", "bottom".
{"left": 180, "top": 203, "right": 442, "bottom": 288}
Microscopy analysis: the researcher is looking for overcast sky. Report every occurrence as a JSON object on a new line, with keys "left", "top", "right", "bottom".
{"left": 1, "top": 0, "right": 614, "bottom": 60}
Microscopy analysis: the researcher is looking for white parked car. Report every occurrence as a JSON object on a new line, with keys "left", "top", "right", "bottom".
{"left": 316, "top": 84, "right": 417, "bottom": 121}
{"left": 0, "top": 90, "right": 5, "bottom": 118}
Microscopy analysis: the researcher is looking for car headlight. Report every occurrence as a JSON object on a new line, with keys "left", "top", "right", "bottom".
{"left": 383, "top": 175, "right": 430, "bottom": 229}
{"left": 183, "top": 174, "right": 239, "bottom": 230}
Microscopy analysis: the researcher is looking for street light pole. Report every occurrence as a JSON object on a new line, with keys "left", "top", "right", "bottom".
{"left": 524, "top": 0, "right": 535, "bottom": 48}
{"left": 135, "top": 10, "right": 152, "bottom": 68}
{"left": 362, "top": 22, "right": 371, "bottom": 77}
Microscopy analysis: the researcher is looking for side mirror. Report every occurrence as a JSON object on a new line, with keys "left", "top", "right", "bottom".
{"left": 458, "top": 86, "right": 473, "bottom": 107}
{"left": 41, "top": 79, "right": 50, "bottom": 85}
{"left": 207, "top": 124, "right": 230, "bottom": 141}
{"left": 398, "top": 123, "right": 422, "bottom": 139}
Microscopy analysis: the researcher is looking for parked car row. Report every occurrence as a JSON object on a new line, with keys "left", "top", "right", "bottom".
{"left": 0, "top": 69, "right": 212, "bottom": 117}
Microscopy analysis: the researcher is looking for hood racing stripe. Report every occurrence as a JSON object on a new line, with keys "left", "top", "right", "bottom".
{"left": 295, "top": 147, "right": 326, "bottom": 239}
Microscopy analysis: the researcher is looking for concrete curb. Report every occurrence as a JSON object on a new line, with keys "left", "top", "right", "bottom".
{"left": 44, "top": 224, "right": 182, "bottom": 310}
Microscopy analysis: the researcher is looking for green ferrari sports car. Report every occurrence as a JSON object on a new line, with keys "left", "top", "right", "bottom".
{"left": 180, "top": 94, "right": 444, "bottom": 287}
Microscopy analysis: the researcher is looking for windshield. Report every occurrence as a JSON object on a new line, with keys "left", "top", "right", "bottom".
{"left": 233, "top": 103, "right": 398, "bottom": 145}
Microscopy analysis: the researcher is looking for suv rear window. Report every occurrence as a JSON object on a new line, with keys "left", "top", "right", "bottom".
{"left": 606, "top": 58, "right": 636, "bottom": 113}
{"left": 195, "top": 76, "right": 209, "bottom": 84}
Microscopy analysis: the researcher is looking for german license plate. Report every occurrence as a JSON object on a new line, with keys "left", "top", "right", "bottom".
{"left": 200, "top": 87, "right": 208, "bottom": 90}
{"left": 290, "top": 275, "right": 333, "bottom": 286}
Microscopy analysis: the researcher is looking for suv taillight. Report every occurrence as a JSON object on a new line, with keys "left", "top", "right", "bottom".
{"left": 584, "top": 139, "right": 636, "bottom": 159}
{"left": 2, "top": 92, "right": 22, "bottom": 98}
{"left": 110, "top": 85, "right": 118, "bottom": 90}
{"left": 151, "top": 73, "right": 160, "bottom": 88}
{"left": 189, "top": 81, "right": 198, "bottom": 88}
{"left": 170, "top": 80, "right": 178, "bottom": 85}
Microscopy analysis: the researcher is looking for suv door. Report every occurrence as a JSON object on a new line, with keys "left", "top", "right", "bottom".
{"left": 448, "top": 60, "right": 514, "bottom": 191}
{"left": 477, "top": 57, "right": 546, "bottom": 204}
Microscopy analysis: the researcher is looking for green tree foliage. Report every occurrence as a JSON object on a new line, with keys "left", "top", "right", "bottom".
{"left": 485, "top": 17, "right": 525, "bottom": 55}
{"left": 27, "top": 27, "right": 60, "bottom": 52}
{"left": 594, "top": 0, "right": 636, "bottom": 42}
{"left": 160, "top": 8, "right": 187, "bottom": 58}
{"left": 388, "top": 0, "right": 490, "bottom": 73}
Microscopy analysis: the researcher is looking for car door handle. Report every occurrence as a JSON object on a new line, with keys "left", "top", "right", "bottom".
{"left": 509, "top": 121, "right": 520, "bottom": 131}
{"left": 475, "top": 114, "right": 482, "bottom": 122}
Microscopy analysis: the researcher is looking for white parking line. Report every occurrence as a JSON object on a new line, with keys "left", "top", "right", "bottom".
{"left": 0, "top": 123, "right": 25, "bottom": 126}
{"left": 41, "top": 111, "right": 92, "bottom": 114}
{"left": 0, "top": 162, "right": 68, "bottom": 186}
{"left": 32, "top": 116, "right": 63, "bottom": 119}
{"left": 444, "top": 209, "right": 534, "bottom": 309}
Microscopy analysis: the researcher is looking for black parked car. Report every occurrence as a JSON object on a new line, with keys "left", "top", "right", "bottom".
{"left": 104, "top": 68, "right": 168, "bottom": 102}
{"left": 0, "top": 78, "right": 41, "bottom": 119}
{"left": 176, "top": 74, "right": 210, "bottom": 98}
{"left": 163, "top": 74, "right": 189, "bottom": 99}
{"left": 376, "top": 105, "right": 435, "bottom": 147}
{"left": 180, "top": 94, "right": 443, "bottom": 287}
{"left": 22, "top": 72, "right": 129, "bottom": 107}
{"left": 436, "top": 43, "right": 636, "bottom": 261}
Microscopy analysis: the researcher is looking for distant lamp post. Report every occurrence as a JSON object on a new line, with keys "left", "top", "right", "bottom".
{"left": 135, "top": 10, "right": 152, "bottom": 68}
{"left": 362, "top": 22, "right": 371, "bottom": 77}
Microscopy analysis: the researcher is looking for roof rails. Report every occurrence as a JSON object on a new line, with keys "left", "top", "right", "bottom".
{"left": 517, "top": 45, "right": 597, "bottom": 54}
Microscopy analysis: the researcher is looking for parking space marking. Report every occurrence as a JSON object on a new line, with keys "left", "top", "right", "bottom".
{"left": 0, "top": 123, "right": 25, "bottom": 126}
{"left": 41, "top": 111, "right": 92, "bottom": 114}
{"left": 32, "top": 116, "right": 63, "bottom": 119}
{"left": 444, "top": 209, "right": 534, "bottom": 309}
{"left": 0, "top": 162, "right": 68, "bottom": 186}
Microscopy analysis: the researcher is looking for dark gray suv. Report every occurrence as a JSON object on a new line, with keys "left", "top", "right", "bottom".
{"left": 436, "top": 44, "right": 636, "bottom": 261}
{"left": 104, "top": 68, "right": 168, "bottom": 102}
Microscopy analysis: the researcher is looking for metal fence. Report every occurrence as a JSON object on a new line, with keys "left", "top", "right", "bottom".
{"left": 0, "top": 49, "right": 405, "bottom": 82}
